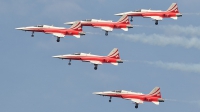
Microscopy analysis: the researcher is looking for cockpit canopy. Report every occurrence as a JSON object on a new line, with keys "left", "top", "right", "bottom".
{"left": 135, "top": 9, "right": 162, "bottom": 12}
{"left": 74, "top": 53, "right": 81, "bottom": 55}
{"left": 112, "top": 90, "right": 122, "bottom": 93}
{"left": 83, "top": 19, "right": 112, "bottom": 22}
{"left": 35, "top": 25, "right": 54, "bottom": 28}
{"left": 135, "top": 9, "right": 142, "bottom": 12}
{"left": 83, "top": 19, "right": 92, "bottom": 22}
{"left": 112, "top": 90, "right": 143, "bottom": 94}
{"left": 36, "top": 25, "right": 44, "bottom": 27}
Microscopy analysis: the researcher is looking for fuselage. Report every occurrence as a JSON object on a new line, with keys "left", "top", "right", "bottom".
{"left": 117, "top": 11, "right": 182, "bottom": 18}
{"left": 67, "top": 20, "right": 133, "bottom": 29}
{"left": 53, "top": 53, "right": 122, "bottom": 63}
{"left": 16, "top": 25, "right": 83, "bottom": 36}
{"left": 94, "top": 91, "right": 163, "bottom": 103}
{"left": 82, "top": 22, "right": 132, "bottom": 29}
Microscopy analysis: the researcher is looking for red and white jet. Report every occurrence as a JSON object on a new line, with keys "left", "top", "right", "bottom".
{"left": 65, "top": 15, "right": 133, "bottom": 36}
{"left": 93, "top": 87, "right": 164, "bottom": 109}
{"left": 52, "top": 48, "right": 123, "bottom": 70}
{"left": 115, "top": 3, "right": 182, "bottom": 25}
{"left": 15, "top": 22, "right": 85, "bottom": 42}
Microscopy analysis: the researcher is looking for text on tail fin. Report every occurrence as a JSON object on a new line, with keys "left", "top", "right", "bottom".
{"left": 117, "top": 14, "right": 130, "bottom": 24}
{"left": 149, "top": 87, "right": 161, "bottom": 98}
{"left": 167, "top": 3, "right": 179, "bottom": 13}
{"left": 70, "top": 21, "right": 82, "bottom": 31}
{"left": 108, "top": 48, "right": 120, "bottom": 59}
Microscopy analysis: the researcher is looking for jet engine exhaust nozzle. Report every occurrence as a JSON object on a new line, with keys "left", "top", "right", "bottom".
{"left": 158, "top": 98, "right": 164, "bottom": 102}
{"left": 117, "top": 60, "right": 123, "bottom": 63}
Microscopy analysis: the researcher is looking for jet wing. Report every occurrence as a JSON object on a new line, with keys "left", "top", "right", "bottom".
{"left": 100, "top": 27, "right": 113, "bottom": 32}
{"left": 144, "top": 16, "right": 163, "bottom": 21}
{"left": 90, "top": 61, "right": 103, "bottom": 65}
{"left": 130, "top": 99, "right": 144, "bottom": 104}
{"left": 52, "top": 33, "right": 65, "bottom": 38}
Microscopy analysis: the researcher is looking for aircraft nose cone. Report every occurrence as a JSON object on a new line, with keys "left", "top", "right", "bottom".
{"left": 93, "top": 92, "right": 103, "bottom": 95}
{"left": 115, "top": 13, "right": 123, "bottom": 16}
{"left": 52, "top": 55, "right": 62, "bottom": 58}
{"left": 64, "top": 22, "right": 75, "bottom": 25}
{"left": 15, "top": 27, "right": 25, "bottom": 30}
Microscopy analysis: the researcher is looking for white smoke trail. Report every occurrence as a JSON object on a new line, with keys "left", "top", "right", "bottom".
{"left": 182, "top": 13, "right": 200, "bottom": 15}
{"left": 165, "top": 99, "right": 200, "bottom": 105}
{"left": 145, "top": 61, "right": 200, "bottom": 73}
{"left": 113, "top": 33, "right": 200, "bottom": 49}
{"left": 160, "top": 25, "right": 200, "bottom": 36}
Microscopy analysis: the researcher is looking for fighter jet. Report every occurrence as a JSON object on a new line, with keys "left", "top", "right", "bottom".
{"left": 15, "top": 22, "right": 85, "bottom": 42}
{"left": 65, "top": 14, "right": 133, "bottom": 36}
{"left": 115, "top": 3, "right": 182, "bottom": 25}
{"left": 93, "top": 87, "right": 164, "bottom": 109}
{"left": 52, "top": 48, "right": 123, "bottom": 70}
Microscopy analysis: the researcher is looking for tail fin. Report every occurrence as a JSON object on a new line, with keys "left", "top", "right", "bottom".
{"left": 148, "top": 87, "right": 161, "bottom": 98}
{"left": 107, "top": 48, "right": 120, "bottom": 59}
{"left": 117, "top": 14, "right": 130, "bottom": 24}
{"left": 167, "top": 3, "right": 179, "bottom": 13}
{"left": 70, "top": 21, "right": 82, "bottom": 31}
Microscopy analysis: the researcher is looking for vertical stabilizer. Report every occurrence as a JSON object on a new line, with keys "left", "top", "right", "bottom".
{"left": 148, "top": 87, "right": 162, "bottom": 98}
{"left": 70, "top": 21, "right": 82, "bottom": 31}
{"left": 117, "top": 14, "right": 130, "bottom": 24}
{"left": 167, "top": 3, "right": 179, "bottom": 13}
{"left": 107, "top": 48, "right": 120, "bottom": 59}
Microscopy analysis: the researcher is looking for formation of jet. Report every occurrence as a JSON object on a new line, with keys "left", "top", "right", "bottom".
{"left": 15, "top": 22, "right": 85, "bottom": 42}
{"left": 52, "top": 48, "right": 123, "bottom": 70}
{"left": 115, "top": 3, "right": 182, "bottom": 25}
{"left": 93, "top": 87, "right": 164, "bottom": 109}
{"left": 65, "top": 14, "right": 133, "bottom": 36}
{"left": 15, "top": 4, "right": 179, "bottom": 109}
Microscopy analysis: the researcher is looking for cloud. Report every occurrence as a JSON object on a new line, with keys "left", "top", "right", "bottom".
{"left": 145, "top": 61, "right": 200, "bottom": 73}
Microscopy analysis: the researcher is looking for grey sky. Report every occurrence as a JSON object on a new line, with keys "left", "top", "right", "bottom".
{"left": 0, "top": 0, "right": 200, "bottom": 112}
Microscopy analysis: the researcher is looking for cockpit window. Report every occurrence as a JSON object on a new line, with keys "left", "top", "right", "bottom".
{"left": 135, "top": 9, "right": 141, "bottom": 12}
{"left": 112, "top": 90, "right": 122, "bottom": 93}
{"left": 74, "top": 53, "right": 81, "bottom": 55}
{"left": 83, "top": 19, "right": 92, "bottom": 21}
{"left": 36, "top": 25, "right": 43, "bottom": 27}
